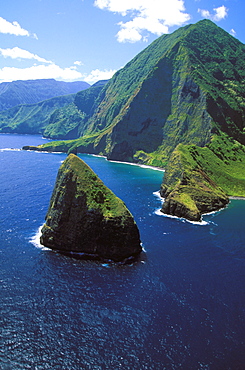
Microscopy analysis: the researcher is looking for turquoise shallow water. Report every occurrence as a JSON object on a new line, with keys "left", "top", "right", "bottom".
{"left": 1, "top": 134, "right": 245, "bottom": 369}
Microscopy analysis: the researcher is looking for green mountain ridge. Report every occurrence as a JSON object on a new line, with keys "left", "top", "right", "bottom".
{"left": 21, "top": 20, "right": 245, "bottom": 220}
{"left": 0, "top": 94, "right": 76, "bottom": 135}
{"left": 29, "top": 20, "right": 245, "bottom": 158}
{"left": 0, "top": 78, "right": 90, "bottom": 111}
{"left": 0, "top": 81, "right": 106, "bottom": 137}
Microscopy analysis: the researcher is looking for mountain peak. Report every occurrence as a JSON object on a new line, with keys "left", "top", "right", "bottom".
{"left": 22, "top": 19, "right": 245, "bottom": 159}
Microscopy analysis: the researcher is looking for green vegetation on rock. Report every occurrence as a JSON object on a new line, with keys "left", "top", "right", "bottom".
{"left": 161, "top": 134, "right": 245, "bottom": 221}
{"left": 0, "top": 95, "right": 75, "bottom": 135}
{"left": 0, "top": 79, "right": 90, "bottom": 111}
{"left": 0, "top": 82, "right": 107, "bottom": 137}
{"left": 43, "top": 103, "right": 86, "bottom": 139}
{"left": 40, "top": 154, "right": 141, "bottom": 261}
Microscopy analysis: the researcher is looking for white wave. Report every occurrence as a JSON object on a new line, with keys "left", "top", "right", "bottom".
{"left": 29, "top": 225, "right": 49, "bottom": 250}
{"left": 137, "top": 164, "right": 165, "bottom": 172}
{"left": 153, "top": 190, "right": 164, "bottom": 200}
{"left": 90, "top": 154, "right": 107, "bottom": 159}
{"left": 153, "top": 192, "right": 219, "bottom": 226}
{"left": 0, "top": 148, "right": 21, "bottom": 152}
{"left": 202, "top": 203, "right": 230, "bottom": 217}
{"left": 32, "top": 150, "right": 64, "bottom": 154}
{"left": 154, "top": 208, "right": 209, "bottom": 226}
{"left": 102, "top": 263, "right": 110, "bottom": 268}
{"left": 108, "top": 159, "right": 165, "bottom": 172}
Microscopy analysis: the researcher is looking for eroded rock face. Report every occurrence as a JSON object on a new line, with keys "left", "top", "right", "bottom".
{"left": 160, "top": 144, "right": 229, "bottom": 222}
{"left": 161, "top": 186, "right": 229, "bottom": 222}
{"left": 40, "top": 154, "right": 141, "bottom": 262}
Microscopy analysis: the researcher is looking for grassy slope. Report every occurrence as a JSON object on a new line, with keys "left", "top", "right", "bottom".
{"left": 184, "top": 20, "right": 245, "bottom": 144}
{"left": 164, "top": 134, "right": 245, "bottom": 198}
{"left": 206, "top": 135, "right": 245, "bottom": 196}
{"left": 43, "top": 103, "right": 86, "bottom": 139}
{"left": 60, "top": 154, "right": 132, "bottom": 221}
{"left": 41, "top": 24, "right": 192, "bottom": 154}
{"left": 41, "top": 84, "right": 105, "bottom": 139}
{"left": 0, "top": 95, "right": 75, "bottom": 134}
{"left": 0, "top": 79, "right": 89, "bottom": 111}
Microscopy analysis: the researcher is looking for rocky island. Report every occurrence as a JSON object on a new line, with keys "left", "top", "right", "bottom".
{"left": 40, "top": 154, "right": 141, "bottom": 262}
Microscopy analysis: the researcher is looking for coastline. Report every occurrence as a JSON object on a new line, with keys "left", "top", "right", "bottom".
{"left": 108, "top": 158, "right": 165, "bottom": 172}
{"left": 30, "top": 224, "right": 146, "bottom": 265}
{"left": 153, "top": 190, "right": 230, "bottom": 225}
{"left": 22, "top": 145, "right": 166, "bottom": 172}
{"left": 154, "top": 208, "right": 209, "bottom": 226}
{"left": 30, "top": 225, "right": 49, "bottom": 250}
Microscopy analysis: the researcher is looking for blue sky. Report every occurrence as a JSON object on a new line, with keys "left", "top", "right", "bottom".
{"left": 0, "top": 0, "right": 244, "bottom": 85}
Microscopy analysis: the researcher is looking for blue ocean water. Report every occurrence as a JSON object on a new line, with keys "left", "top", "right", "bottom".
{"left": 0, "top": 134, "right": 245, "bottom": 370}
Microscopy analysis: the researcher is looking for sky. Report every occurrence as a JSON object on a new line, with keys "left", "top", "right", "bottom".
{"left": 0, "top": 0, "right": 244, "bottom": 85}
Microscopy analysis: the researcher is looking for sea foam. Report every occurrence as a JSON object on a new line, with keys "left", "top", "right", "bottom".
{"left": 30, "top": 225, "right": 49, "bottom": 250}
{"left": 154, "top": 208, "right": 209, "bottom": 226}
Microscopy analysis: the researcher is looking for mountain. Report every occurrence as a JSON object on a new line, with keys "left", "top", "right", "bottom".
{"left": 0, "top": 81, "right": 106, "bottom": 137}
{"left": 30, "top": 20, "right": 245, "bottom": 159}
{"left": 0, "top": 79, "right": 90, "bottom": 111}
{"left": 22, "top": 20, "right": 245, "bottom": 221}
{"left": 0, "top": 80, "right": 106, "bottom": 137}
{"left": 43, "top": 81, "right": 107, "bottom": 139}
{"left": 0, "top": 94, "right": 76, "bottom": 135}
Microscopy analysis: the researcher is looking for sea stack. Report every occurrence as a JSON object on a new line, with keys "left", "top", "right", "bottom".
{"left": 40, "top": 154, "right": 141, "bottom": 262}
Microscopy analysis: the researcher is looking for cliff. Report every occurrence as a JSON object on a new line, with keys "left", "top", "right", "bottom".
{"left": 40, "top": 154, "right": 141, "bottom": 262}
{"left": 22, "top": 20, "right": 245, "bottom": 221}
{"left": 160, "top": 135, "right": 245, "bottom": 221}
{"left": 26, "top": 20, "right": 245, "bottom": 163}
{"left": 160, "top": 143, "right": 229, "bottom": 221}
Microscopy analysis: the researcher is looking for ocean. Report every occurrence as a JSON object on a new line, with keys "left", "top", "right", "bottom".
{"left": 1, "top": 134, "right": 245, "bottom": 369}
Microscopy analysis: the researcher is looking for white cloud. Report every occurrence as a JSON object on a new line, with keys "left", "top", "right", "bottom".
{"left": 0, "top": 16, "right": 36, "bottom": 37}
{"left": 94, "top": 0, "right": 190, "bottom": 42}
{"left": 83, "top": 69, "right": 117, "bottom": 84}
{"left": 74, "top": 61, "right": 83, "bottom": 66}
{"left": 0, "top": 64, "right": 83, "bottom": 83}
{"left": 198, "top": 9, "right": 211, "bottom": 19}
{"left": 198, "top": 5, "right": 228, "bottom": 22}
{"left": 230, "top": 28, "right": 236, "bottom": 37}
{"left": 0, "top": 47, "right": 52, "bottom": 64}
{"left": 213, "top": 5, "right": 228, "bottom": 21}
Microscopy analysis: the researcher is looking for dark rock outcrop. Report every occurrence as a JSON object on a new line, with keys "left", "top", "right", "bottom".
{"left": 161, "top": 185, "right": 229, "bottom": 222}
{"left": 40, "top": 154, "right": 141, "bottom": 262}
